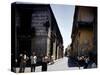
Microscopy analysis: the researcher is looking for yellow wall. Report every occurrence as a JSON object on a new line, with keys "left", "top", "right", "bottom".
{"left": 71, "top": 7, "right": 95, "bottom": 57}
{"left": 79, "top": 28, "right": 93, "bottom": 45}
{"left": 72, "top": 27, "right": 93, "bottom": 56}
{"left": 78, "top": 28, "right": 93, "bottom": 52}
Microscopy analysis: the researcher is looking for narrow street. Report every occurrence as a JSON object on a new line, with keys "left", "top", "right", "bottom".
{"left": 16, "top": 57, "right": 83, "bottom": 73}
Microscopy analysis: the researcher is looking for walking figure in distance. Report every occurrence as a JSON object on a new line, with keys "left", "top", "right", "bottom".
{"left": 42, "top": 55, "right": 49, "bottom": 71}
{"left": 30, "top": 52, "right": 37, "bottom": 72}
{"left": 19, "top": 52, "right": 28, "bottom": 73}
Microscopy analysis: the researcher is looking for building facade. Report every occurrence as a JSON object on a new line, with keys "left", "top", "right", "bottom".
{"left": 11, "top": 2, "right": 63, "bottom": 68}
{"left": 71, "top": 6, "right": 97, "bottom": 58}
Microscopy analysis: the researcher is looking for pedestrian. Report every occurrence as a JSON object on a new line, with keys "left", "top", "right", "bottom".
{"left": 88, "top": 56, "right": 97, "bottom": 68}
{"left": 77, "top": 56, "right": 85, "bottom": 69}
{"left": 50, "top": 55, "right": 54, "bottom": 64}
{"left": 77, "top": 56, "right": 81, "bottom": 69}
{"left": 91, "top": 62, "right": 97, "bottom": 68}
{"left": 19, "top": 51, "right": 28, "bottom": 73}
{"left": 84, "top": 56, "right": 89, "bottom": 69}
{"left": 30, "top": 52, "right": 37, "bottom": 72}
{"left": 41, "top": 55, "right": 49, "bottom": 71}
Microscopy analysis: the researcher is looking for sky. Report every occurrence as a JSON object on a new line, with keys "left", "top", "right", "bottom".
{"left": 50, "top": 4, "right": 75, "bottom": 50}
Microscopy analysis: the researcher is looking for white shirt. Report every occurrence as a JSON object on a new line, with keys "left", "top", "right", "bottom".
{"left": 31, "top": 56, "right": 37, "bottom": 64}
{"left": 91, "top": 63, "right": 96, "bottom": 68}
{"left": 24, "top": 54, "right": 27, "bottom": 60}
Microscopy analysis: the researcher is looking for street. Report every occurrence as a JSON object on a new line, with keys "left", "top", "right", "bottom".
{"left": 16, "top": 57, "right": 83, "bottom": 73}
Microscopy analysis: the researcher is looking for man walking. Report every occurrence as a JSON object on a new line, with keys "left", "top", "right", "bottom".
{"left": 42, "top": 55, "right": 49, "bottom": 71}
{"left": 30, "top": 52, "right": 37, "bottom": 72}
{"left": 19, "top": 52, "right": 28, "bottom": 73}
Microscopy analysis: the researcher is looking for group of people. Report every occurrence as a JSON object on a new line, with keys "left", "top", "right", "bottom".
{"left": 18, "top": 51, "right": 53, "bottom": 73}
{"left": 77, "top": 55, "right": 97, "bottom": 69}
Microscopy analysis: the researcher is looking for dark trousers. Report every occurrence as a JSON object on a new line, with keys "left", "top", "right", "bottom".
{"left": 31, "top": 64, "right": 36, "bottom": 72}
{"left": 19, "top": 63, "right": 26, "bottom": 73}
{"left": 84, "top": 63, "right": 88, "bottom": 69}
{"left": 42, "top": 62, "right": 47, "bottom": 71}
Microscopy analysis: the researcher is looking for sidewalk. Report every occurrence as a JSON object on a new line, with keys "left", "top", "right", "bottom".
{"left": 15, "top": 57, "right": 83, "bottom": 73}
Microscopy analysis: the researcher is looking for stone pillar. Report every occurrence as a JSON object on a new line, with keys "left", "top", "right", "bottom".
{"left": 47, "top": 12, "right": 51, "bottom": 56}
{"left": 53, "top": 39, "right": 56, "bottom": 60}
{"left": 47, "top": 21, "right": 51, "bottom": 56}
{"left": 47, "top": 30, "right": 51, "bottom": 56}
{"left": 57, "top": 46, "right": 59, "bottom": 59}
